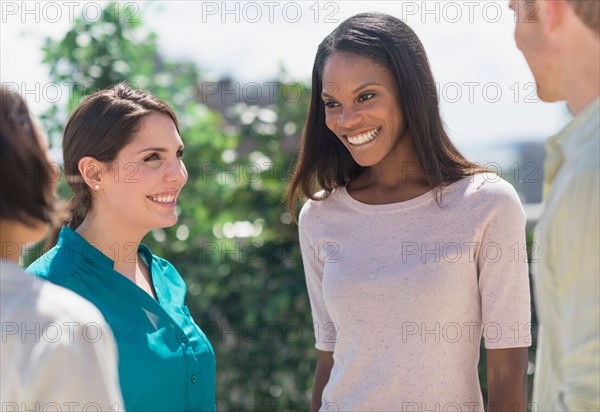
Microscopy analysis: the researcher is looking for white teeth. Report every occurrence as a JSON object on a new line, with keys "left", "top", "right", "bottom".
{"left": 347, "top": 128, "right": 379, "bottom": 145}
{"left": 149, "top": 195, "right": 175, "bottom": 203}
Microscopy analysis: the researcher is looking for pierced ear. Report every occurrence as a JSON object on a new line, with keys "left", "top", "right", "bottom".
{"left": 78, "top": 156, "right": 104, "bottom": 190}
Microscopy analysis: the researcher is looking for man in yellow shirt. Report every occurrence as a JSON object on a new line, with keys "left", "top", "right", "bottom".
{"left": 510, "top": 0, "right": 599, "bottom": 410}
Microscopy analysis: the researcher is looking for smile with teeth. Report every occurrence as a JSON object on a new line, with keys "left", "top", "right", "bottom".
{"left": 147, "top": 194, "right": 176, "bottom": 204}
{"left": 346, "top": 127, "right": 380, "bottom": 145}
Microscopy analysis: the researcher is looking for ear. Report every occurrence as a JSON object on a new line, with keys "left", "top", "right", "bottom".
{"left": 78, "top": 156, "right": 104, "bottom": 191}
{"left": 543, "top": 0, "right": 570, "bottom": 34}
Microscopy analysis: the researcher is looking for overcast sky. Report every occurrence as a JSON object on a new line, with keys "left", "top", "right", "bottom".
{"left": 1, "top": 0, "right": 571, "bottom": 162}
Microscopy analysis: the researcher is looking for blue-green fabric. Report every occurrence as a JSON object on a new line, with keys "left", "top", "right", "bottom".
{"left": 28, "top": 227, "right": 216, "bottom": 412}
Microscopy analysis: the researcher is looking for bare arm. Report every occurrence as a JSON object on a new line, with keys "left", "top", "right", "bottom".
{"left": 311, "top": 350, "right": 334, "bottom": 412}
{"left": 487, "top": 347, "right": 528, "bottom": 411}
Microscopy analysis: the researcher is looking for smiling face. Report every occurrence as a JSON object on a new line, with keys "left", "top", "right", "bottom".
{"left": 321, "top": 52, "right": 409, "bottom": 168}
{"left": 96, "top": 112, "right": 187, "bottom": 233}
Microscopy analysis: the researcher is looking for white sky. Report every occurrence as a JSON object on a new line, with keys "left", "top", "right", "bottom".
{"left": 1, "top": 0, "right": 571, "bottom": 161}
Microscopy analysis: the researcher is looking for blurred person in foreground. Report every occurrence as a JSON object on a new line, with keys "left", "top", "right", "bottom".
{"left": 0, "top": 85, "right": 124, "bottom": 408}
{"left": 27, "top": 83, "right": 216, "bottom": 411}
{"left": 510, "top": 0, "right": 600, "bottom": 409}
{"left": 288, "top": 13, "right": 532, "bottom": 411}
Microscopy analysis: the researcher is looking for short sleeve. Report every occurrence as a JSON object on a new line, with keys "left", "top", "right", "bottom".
{"left": 477, "top": 180, "right": 532, "bottom": 349}
{"left": 299, "top": 202, "right": 337, "bottom": 352}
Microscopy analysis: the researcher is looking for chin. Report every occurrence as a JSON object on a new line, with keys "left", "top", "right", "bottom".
{"left": 533, "top": 75, "right": 566, "bottom": 103}
{"left": 537, "top": 91, "right": 565, "bottom": 103}
{"left": 350, "top": 156, "right": 381, "bottom": 168}
{"left": 160, "top": 216, "right": 179, "bottom": 228}
{"left": 535, "top": 84, "right": 555, "bottom": 102}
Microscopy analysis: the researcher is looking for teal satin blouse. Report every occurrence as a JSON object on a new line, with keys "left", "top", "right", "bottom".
{"left": 28, "top": 227, "right": 216, "bottom": 412}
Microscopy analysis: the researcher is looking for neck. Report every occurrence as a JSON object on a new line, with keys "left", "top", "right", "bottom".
{"left": 563, "top": 27, "right": 600, "bottom": 115}
{"left": 75, "top": 213, "right": 146, "bottom": 275}
{"left": 363, "top": 136, "right": 426, "bottom": 189}
{"left": 348, "top": 135, "right": 432, "bottom": 205}
{"left": 0, "top": 222, "right": 22, "bottom": 263}
{"left": 565, "top": 70, "right": 600, "bottom": 116}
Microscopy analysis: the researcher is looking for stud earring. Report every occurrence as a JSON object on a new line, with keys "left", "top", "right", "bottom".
{"left": 94, "top": 184, "right": 100, "bottom": 190}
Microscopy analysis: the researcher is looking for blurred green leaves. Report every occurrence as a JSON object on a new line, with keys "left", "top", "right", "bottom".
{"left": 40, "top": 2, "right": 314, "bottom": 407}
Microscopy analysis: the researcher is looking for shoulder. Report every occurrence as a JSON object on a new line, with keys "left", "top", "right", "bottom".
{"left": 5, "top": 267, "right": 109, "bottom": 328}
{"left": 36, "top": 279, "right": 110, "bottom": 326}
{"left": 442, "top": 173, "right": 525, "bottom": 223}
{"left": 27, "top": 243, "right": 79, "bottom": 285}
{"left": 460, "top": 173, "right": 523, "bottom": 210}
{"left": 298, "top": 188, "right": 340, "bottom": 231}
{"left": 298, "top": 192, "right": 321, "bottom": 225}
{"left": 298, "top": 189, "right": 338, "bottom": 228}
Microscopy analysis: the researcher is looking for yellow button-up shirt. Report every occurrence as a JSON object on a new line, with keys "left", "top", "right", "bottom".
{"left": 533, "top": 96, "right": 600, "bottom": 411}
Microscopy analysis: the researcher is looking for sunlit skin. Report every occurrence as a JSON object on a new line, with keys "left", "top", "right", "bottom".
{"left": 322, "top": 52, "right": 408, "bottom": 167}
{"left": 321, "top": 52, "right": 431, "bottom": 204}
{"left": 508, "top": 0, "right": 600, "bottom": 114}
{"left": 75, "top": 112, "right": 187, "bottom": 298}
{"left": 509, "top": 0, "right": 564, "bottom": 102}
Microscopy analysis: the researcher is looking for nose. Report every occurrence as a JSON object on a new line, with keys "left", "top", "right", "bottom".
{"left": 337, "top": 106, "right": 363, "bottom": 131}
{"left": 165, "top": 158, "right": 188, "bottom": 184}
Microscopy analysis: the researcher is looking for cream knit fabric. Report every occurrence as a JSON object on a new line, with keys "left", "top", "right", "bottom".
{"left": 299, "top": 173, "right": 531, "bottom": 411}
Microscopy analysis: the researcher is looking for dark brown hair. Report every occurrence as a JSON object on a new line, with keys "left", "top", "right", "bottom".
{"left": 47, "top": 82, "right": 179, "bottom": 248}
{"left": 0, "top": 84, "right": 55, "bottom": 226}
{"left": 287, "top": 13, "right": 485, "bottom": 217}
{"left": 567, "top": 0, "right": 600, "bottom": 34}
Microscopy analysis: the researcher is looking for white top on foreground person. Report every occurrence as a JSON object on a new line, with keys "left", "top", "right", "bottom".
{"left": 0, "top": 84, "right": 124, "bottom": 410}
{"left": 0, "top": 260, "right": 124, "bottom": 410}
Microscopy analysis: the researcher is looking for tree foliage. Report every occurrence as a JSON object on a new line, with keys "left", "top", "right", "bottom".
{"left": 36, "top": 2, "right": 531, "bottom": 407}
{"left": 40, "top": 3, "right": 315, "bottom": 408}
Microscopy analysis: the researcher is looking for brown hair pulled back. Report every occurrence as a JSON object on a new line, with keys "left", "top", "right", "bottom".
{"left": 47, "top": 83, "right": 179, "bottom": 248}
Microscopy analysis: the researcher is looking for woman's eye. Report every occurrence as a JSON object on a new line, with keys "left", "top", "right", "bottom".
{"left": 358, "top": 93, "right": 375, "bottom": 102}
{"left": 324, "top": 101, "right": 340, "bottom": 109}
{"left": 144, "top": 153, "right": 160, "bottom": 162}
{"left": 177, "top": 149, "right": 184, "bottom": 158}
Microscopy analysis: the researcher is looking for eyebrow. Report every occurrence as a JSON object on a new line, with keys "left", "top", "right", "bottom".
{"left": 137, "top": 145, "right": 184, "bottom": 154}
{"left": 321, "top": 82, "right": 384, "bottom": 98}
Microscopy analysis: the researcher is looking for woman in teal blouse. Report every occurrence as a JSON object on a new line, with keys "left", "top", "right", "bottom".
{"left": 28, "top": 83, "right": 216, "bottom": 411}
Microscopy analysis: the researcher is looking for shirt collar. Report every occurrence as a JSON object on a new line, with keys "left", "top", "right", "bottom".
{"left": 555, "top": 95, "right": 600, "bottom": 158}
{"left": 543, "top": 95, "right": 600, "bottom": 199}
{"left": 57, "top": 226, "right": 154, "bottom": 269}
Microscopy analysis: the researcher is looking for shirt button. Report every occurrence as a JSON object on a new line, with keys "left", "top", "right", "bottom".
{"left": 181, "top": 334, "right": 187, "bottom": 343}
{"left": 191, "top": 375, "right": 197, "bottom": 383}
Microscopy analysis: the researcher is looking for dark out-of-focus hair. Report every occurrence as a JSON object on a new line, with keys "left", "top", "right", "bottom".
{"left": 567, "top": 0, "right": 600, "bottom": 34}
{"left": 0, "top": 84, "right": 55, "bottom": 226}
{"left": 46, "top": 82, "right": 179, "bottom": 249}
{"left": 287, "top": 13, "right": 486, "bottom": 218}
